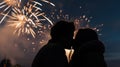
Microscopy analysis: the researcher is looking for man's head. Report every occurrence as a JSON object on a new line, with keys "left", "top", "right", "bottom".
{"left": 50, "top": 21, "right": 75, "bottom": 48}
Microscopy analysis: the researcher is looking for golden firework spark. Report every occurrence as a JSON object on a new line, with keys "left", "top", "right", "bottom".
{"left": 0, "top": 0, "right": 21, "bottom": 24}
{"left": 4, "top": 0, "right": 21, "bottom": 7}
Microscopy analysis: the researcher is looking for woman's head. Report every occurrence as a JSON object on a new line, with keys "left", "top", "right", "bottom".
{"left": 74, "top": 28, "right": 98, "bottom": 49}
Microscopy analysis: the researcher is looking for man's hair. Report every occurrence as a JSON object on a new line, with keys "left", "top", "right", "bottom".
{"left": 50, "top": 21, "right": 75, "bottom": 40}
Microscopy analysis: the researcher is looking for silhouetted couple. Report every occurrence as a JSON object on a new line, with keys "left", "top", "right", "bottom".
{"left": 32, "top": 21, "right": 107, "bottom": 67}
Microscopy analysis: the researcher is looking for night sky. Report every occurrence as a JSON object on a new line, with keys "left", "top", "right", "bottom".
{"left": 0, "top": 0, "right": 120, "bottom": 67}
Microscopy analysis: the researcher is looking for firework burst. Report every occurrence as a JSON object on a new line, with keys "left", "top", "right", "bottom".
{"left": 73, "top": 15, "right": 103, "bottom": 37}
{"left": 0, "top": 0, "right": 21, "bottom": 24}
{"left": 8, "top": 8, "right": 37, "bottom": 38}
{"left": 7, "top": 1, "right": 54, "bottom": 38}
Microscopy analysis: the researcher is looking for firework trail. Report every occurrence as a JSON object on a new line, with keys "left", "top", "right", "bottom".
{"left": 41, "top": 0, "right": 55, "bottom": 6}
{"left": 0, "top": 0, "right": 21, "bottom": 24}
{"left": 31, "top": 0, "right": 55, "bottom": 25}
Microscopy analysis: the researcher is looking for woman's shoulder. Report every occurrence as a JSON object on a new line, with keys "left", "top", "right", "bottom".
{"left": 80, "top": 40, "right": 105, "bottom": 53}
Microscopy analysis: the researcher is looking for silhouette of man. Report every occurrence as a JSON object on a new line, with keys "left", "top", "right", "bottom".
{"left": 69, "top": 28, "right": 107, "bottom": 67}
{"left": 32, "top": 21, "right": 75, "bottom": 67}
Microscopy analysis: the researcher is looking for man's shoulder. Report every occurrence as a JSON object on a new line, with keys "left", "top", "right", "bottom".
{"left": 41, "top": 42, "right": 64, "bottom": 52}
{"left": 38, "top": 43, "right": 65, "bottom": 57}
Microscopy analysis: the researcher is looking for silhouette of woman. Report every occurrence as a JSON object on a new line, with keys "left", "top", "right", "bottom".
{"left": 69, "top": 28, "right": 107, "bottom": 67}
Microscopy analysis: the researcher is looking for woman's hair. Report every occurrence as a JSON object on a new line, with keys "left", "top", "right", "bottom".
{"left": 74, "top": 28, "right": 98, "bottom": 48}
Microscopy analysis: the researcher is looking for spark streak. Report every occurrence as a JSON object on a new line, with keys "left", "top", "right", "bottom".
{"left": 0, "top": 0, "right": 21, "bottom": 24}
{"left": 41, "top": 0, "right": 55, "bottom": 6}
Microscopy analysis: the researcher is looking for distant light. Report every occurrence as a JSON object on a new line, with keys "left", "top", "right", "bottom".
{"left": 65, "top": 49, "right": 74, "bottom": 62}
{"left": 79, "top": 6, "right": 82, "bottom": 9}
